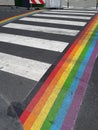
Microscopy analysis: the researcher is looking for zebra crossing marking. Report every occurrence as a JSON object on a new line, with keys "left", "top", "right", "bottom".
{"left": 0, "top": 52, "right": 51, "bottom": 81}
{"left": 44, "top": 11, "right": 95, "bottom": 16}
{"left": 33, "top": 14, "right": 91, "bottom": 20}
{"left": 19, "top": 13, "right": 98, "bottom": 130}
{"left": 1, "top": 9, "right": 96, "bottom": 84}
{"left": 3, "top": 23, "right": 80, "bottom": 36}
{"left": 19, "top": 17, "right": 87, "bottom": 26}
{"left": 51, "top": 9, "right": 97, "bottom": 13}
{"left": 0, "top": 10, "right": 97, "bottom": 128}
{"left": 1, "top": 9, "right": 93, "bottom": 82}
{"left": 0, "top": 33, "right": 68, "bottom": 52}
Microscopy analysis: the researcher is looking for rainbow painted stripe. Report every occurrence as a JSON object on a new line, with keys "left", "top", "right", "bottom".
{"left": 0, "top": 9, "right": 44, "bottom": 26}
{"left": 19, "top": 14, "right": 98, "bottom": 130}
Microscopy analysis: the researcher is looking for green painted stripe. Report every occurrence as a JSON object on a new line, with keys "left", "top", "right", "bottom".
{"left": 41, "top": 26, "right": 98, "bottom": 130}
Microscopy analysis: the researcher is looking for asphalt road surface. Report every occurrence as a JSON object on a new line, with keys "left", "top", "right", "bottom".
{"left": 0, "top": 7, "right": 98, "bottom": 130}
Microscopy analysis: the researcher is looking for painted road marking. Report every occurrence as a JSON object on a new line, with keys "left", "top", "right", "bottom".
{"left": 3, "top": 23, "right": 80, "bottom": 36}
{"left": 20, "top": 14, "right": 98, "bottom": 130}
{"left": 28, "top": 25, "right": 91, "bottom": 130}
{"left": 33, "top": 14, "right": 91, "bottom": 20}
{"left": 21, "top": 20, "right": 91, "bottom": 130}
{"left": 50, "top": 34, "right": 98, "bottom": 130}
{"left": 0, "top": 33, "right": 68, "bottom": 52}
{"left": 0, "top": 9, "right": 45, "bottom": 26}
{"left": 51, "top": 9, "right": 97, "bottom": 13}
{"left": 44, "top": 11, "right": 95, "bottom": 16}
{"left": 0, "top": 8, "right": 97, "bottom": 130}
{"left": 61, "top": 40, "right": 98, "bottom": 130}
{"left": 19, "top": 17, "right": 87, "bottom": 26}
{"left": 0, "top": 52, "right": 51, "bottom": 81}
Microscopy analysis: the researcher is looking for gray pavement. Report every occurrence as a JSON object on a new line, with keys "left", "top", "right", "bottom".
{"left": 73, "top": 56, "right": 98, "bottom": 130}
{"left": 0, "top": 6, "right": 34, "bottom": 21}
{"left": 0, "top": 6, "right": 39, "bottom": 130}
{"left": 0, "top": 95, "right": 23, "bottom": 130}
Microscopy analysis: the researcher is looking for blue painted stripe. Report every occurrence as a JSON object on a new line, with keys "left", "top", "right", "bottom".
{"left": 50, "top": 35, "right": 98, "bottom": 130}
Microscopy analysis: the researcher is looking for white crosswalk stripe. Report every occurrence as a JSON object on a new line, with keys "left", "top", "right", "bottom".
{"left": 3, "top": 23, "right": 80, "bottom": 36}
{"left": 33, "top": 14, "right": 91, "bottom": 20}
{"left": 51, "top": 9, "right": 97, "bottom": 13}
{"left": 0, "top": 33, "right": 68, "bottom": 52}
{"left": 20, "top": 17, "right": 87, "bottom": 26}
{"left": 44, "top": 11, "right": 95, "bottom": 16}
{"left": 0, "top": 52, "right": 51, "bottom": 81}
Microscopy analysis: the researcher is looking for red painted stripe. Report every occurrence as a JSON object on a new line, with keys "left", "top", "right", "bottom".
{"left": 20, "top": 38, "right": 77, "bottom": 124}
{"left": 20, "top": 14, "right": 97, "bottom": 124}
{"left": 39, "top": 0, "right": 45, "bottom": 4}
{"left": 31, "top": 0, "right": 37, "bottom": 4}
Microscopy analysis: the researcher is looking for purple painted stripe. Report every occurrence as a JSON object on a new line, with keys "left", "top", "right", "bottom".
{"left": 61, "top": 41, "right": 98, "bottom": 130}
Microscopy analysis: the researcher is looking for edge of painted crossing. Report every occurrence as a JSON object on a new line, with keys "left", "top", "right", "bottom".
{"left": 0, "top": 9, "right": 45, "bottom": 26}
{"left": 19, "top": 14, "right": 98, "bottom": 124}
{"left": 20, "top": 13, "right": 98, "bottom": 113}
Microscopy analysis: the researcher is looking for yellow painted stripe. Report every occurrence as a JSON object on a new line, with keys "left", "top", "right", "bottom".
{"left": 23, "top": 20, "right": 97, "bottom": 130}
{"left": 23, "top": 30, "right": 85, "bottom": 130}
{"left": 23, "top": 23, "right": 83, "bottom": 129}
{"left": 30, "top": 23, "right": 97, "bottom": 130}
{"left": 30, "top": 42, "right": 90, "bottom": 129}
{"left": 0, "top": 9, "right": 45, "bottom": 25}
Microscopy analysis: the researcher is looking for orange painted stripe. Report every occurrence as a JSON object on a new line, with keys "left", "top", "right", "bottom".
{"left": 0, "top": 9, "right": 45, "bottom": 25}
{"left": 22, "top": 18, "right": 97, "bottom": 130}
{"left": 20, "top": 15, "right": 97, "bottom": 127}
{"left": 23, "top": 45, "right": 82, "bottom": 130}
{"left": 20, "top": 36, "right": 80, "bottom": 124}
{"left": 24, "top": 46, "right": 78, "bottom": 130}
{"left": 20, "top": 33, "right": 77, "bottom": 124}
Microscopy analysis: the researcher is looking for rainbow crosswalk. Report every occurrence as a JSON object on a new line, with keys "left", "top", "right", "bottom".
{"left": 19, "top": 13, "right": 98, "bottom": 130}
{"left": 0, "top": 8, "right": 98, "bottom": 130}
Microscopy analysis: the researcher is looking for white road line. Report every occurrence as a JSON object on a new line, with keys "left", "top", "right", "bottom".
{"left": 44, "top": 11, "right": 94, "bottom": 16}
{"left": 0, "top": 52, "right": 51, "bottom": 81}
{"left": 33, "top": 13, "right": 91, "bottom": 20}
{"left": 20, "top": 17, "right": 86, "bottom": 26}
{"left": 51, "top": 9, "right": 97, "bottom": 13}
{"left": 3, "top": 23, "right": 80, "bottom": 36}
{"left": 0, "top": 33, "right": 69, "bottom": 52}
